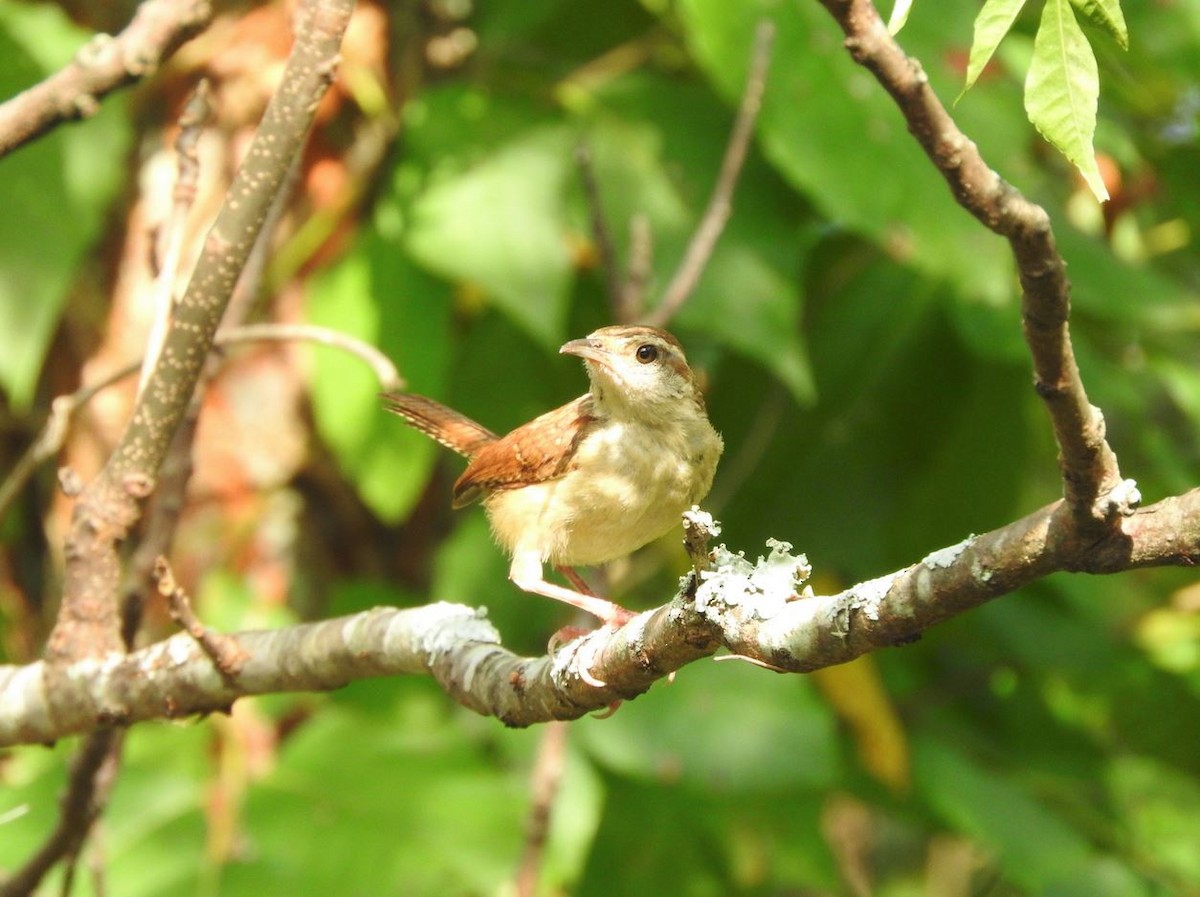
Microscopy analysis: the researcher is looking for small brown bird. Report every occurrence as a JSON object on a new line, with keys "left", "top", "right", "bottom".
{"left": 382, "top": 325, "right": 723, "bottom": 624}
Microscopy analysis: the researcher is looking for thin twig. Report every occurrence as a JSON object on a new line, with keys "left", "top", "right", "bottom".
{"left": 515, "top": 721, "right": 570, "bottom": 897}
{"left": 0, "top": 368, "right": 137, "bottom": 523}
{"left": 575, "top": 142, "right": 628, "bottom": 322}
{"left": 47, "top": 0, "right": 354, "bottom": 665}
{"left": 0, "top": 324, "right": 399, "bottom": 528}
{"left": 217, "top": 323, "right": 404, "bottom": 390}
{"left": 124, "top": 103, "right": 303, "bottom": 646}
{"left": 119, "top": 398, "right": 200, "bottom": 647}
{"left": 644, "top": 20, "right": 775, "bottom": 328}
{"left": 0, "top": 0, "right": 212, "bottom": 159}
{"left": 622, "top": 212, "right": 654, "bottom": 319}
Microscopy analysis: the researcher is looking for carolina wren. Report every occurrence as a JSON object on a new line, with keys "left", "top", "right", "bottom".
{"left": 382, "top": 325, "right": 723, "bottom": 624}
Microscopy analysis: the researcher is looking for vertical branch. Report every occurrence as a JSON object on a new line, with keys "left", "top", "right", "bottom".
{"left": 45, "top": 0, "right": 356, "bottom": 666}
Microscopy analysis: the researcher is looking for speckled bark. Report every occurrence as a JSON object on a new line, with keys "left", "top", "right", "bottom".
{"left": 46, "top": 0, "right": 355, "bottom": 669}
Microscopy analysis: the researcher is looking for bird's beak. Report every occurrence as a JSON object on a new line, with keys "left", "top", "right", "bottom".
{"left": 559, "top": 337, "right": 610, "bottom": 368}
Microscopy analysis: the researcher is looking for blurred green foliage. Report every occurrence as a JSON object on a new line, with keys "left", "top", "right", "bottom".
{"left": 3, "top": 0, "right": 1200, "bottom": 894}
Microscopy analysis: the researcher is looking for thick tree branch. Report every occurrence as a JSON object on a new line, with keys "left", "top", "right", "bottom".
{"left": 3, "top": 491, "right": 1197, "bottom": 742}
{"left": 46, "top": 0, "right": 355, "bottom": 666}
{"left": 814, "top": 0, "right": 1130, "bottom": 535}
{"left": 0, "top": 0, "right": 212, "bottom": 159}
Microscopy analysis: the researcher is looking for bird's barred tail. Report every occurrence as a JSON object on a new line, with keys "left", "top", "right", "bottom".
{"left": 380, "top": 392, "right": 498, "bottom": 459}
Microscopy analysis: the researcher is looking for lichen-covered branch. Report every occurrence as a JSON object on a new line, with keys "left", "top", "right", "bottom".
{"left": 0, "top": 0, "right": 212, "bottom": 159}
{"left": 46, "top": 0, "right": 355, "bottom": 666}
{"left": 814, "top": 0, "right": 1130, "bottom": 535}
{"left": 4, "top": 493, "right": 1197, "bottom": 742}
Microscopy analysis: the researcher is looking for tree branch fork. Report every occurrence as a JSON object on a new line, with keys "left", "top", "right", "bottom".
{"left": 3, "top": 486, "right": 1197, "bottom": 745}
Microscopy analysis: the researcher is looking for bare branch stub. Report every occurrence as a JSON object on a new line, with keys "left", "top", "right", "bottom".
{"left": 155, "top": 556, "right": 247, "bottom": 682}
{"left": 814, "top": 0, "right": 1127, "bottom": 534}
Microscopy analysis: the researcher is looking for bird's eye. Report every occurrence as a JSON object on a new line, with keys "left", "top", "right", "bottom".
{"left": 635, "top": 343, "right": 658, "bottom": 364}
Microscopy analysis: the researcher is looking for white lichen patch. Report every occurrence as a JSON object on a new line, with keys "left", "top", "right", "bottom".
{"left": 413, "top": 602, "right": 498, "bottom": 658}
{"left": 922, "top": 535, "right": 976, "bottom": 570}
{"left": 695, "top": 539, "right": 812, "bottom": 621}
{"left": 848, "top": 571, "right": 902, "bottom": 623}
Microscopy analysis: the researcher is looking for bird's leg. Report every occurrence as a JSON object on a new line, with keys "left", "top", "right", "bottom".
{"left": 556, "top": 565, "right": 597, "bottom": 596}
{"left": 509, "top": 554, "right": 633, "bottom": 626}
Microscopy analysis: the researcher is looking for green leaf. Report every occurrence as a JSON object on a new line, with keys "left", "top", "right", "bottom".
{"left": 226, "top": 705, "right": 525, "bottom": 897}
{"left": 0, "top": 7, "right": 130, "bottom": 408}
{"left": 405, "top": 125, "right": 575, "bottom": 349}
{"left": 960, "top": 0, "right": 1028, "bottom": 97}
{"left": 308, "top": 230, "right": 453, "bottom": 522}
{"left": 1025, "top": 0, "right": 1109, "bottom": 201}
{"left": 915, "top": 737, "right": 1095, "bottom": 889}
{"left": 1069, "top": 0, "right": 1129, "bottom": 49}
{"left": 676, "top": 0, "right": 1014, "bottom": 306}
{"left": 577, "top": 658, "right": 839, "bottom": 793}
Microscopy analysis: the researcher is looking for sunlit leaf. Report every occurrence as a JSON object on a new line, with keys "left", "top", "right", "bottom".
{"left": 405, "top": 126, "right": 575, "bottom": 349}
{"left": 1070, "top": 0, "right": 1129, "bottom": 49}
{"left": 1025, "top": 0, "right": 1108, "bottom": 201}
{"left": 960, "top": 0, "right": 1028, "bottom": 97}
{"left": 887, "top": 0, "right": 914, "bottom": 35}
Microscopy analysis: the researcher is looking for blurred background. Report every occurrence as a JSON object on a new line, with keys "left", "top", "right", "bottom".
{"left": 1, "top": 0, "right": 1198, "bottom": 894}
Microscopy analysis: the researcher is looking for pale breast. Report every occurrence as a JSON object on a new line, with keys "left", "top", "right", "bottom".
{"left": 483, "top": 415, "right": 722, "bottom": 567}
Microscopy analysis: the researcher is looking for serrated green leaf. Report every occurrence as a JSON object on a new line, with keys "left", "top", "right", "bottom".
{"left": 1025, "top": 0, "right": 1108, "bottom": 201}
{"left": 960, "top": 0, "right": 1028, "bottom": 98}
{"left": 1069, "top": 0, "right": 1129, "bottom": 49}
{"left": 405, "top": 126, "right": 575, "bottom": 349}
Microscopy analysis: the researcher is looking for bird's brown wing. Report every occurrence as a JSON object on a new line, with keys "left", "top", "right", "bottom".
{"left": 381, "top": 392, "right": 498, "bottom": 459}
{"left": 452, "top": 395, "right": 594, "bottom": 508}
